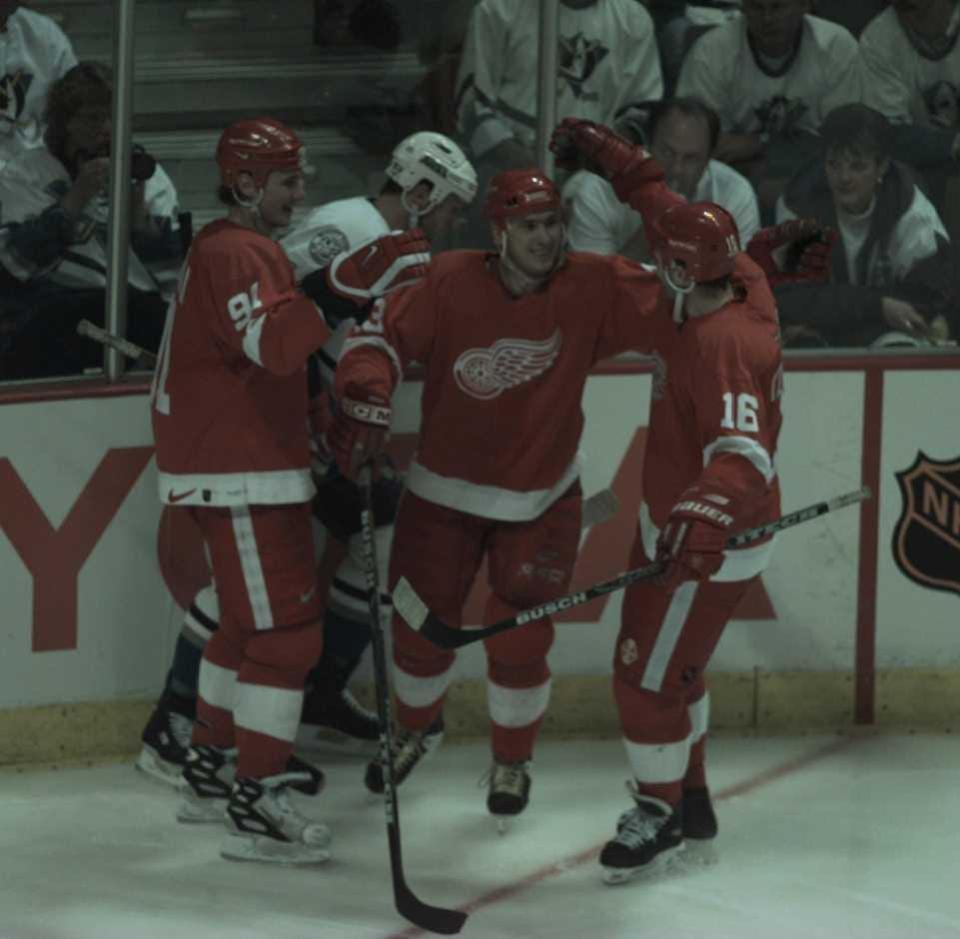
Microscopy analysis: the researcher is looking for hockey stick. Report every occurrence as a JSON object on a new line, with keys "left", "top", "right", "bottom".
{"left": 358, "top": 467, "right": 468, "bottom": 936}
{"left": 76, "top": 318, "right": 158, "bottom": 367}
{"left": 580, "top": 486, "right": 619, "bottom": 529}
{"left": 393, "top": 486, "right": 871, "bottom": 651}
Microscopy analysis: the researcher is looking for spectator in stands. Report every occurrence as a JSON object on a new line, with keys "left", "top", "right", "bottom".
{"left": 0, "top": 1, "right": 77, "bottom": 154}
{"left": 0, "top": 62, "right": 181, "bottom": 381}
{"left": 645, "top": 1, "right": 742, "bottom": 94}
{"left": 676, "top": 0, "right": 861, "bottom": 218}
{"left": 454, "top": 0, "right": 663, "bottom": 246}
{"left": 774, "top": 102, "right": 953, "bottom": 347}
{"left": 564, "top": 96, "right": 760, "bottom": 258}
{"left": 859, "top": 0, "right": 960, "bottom": 210}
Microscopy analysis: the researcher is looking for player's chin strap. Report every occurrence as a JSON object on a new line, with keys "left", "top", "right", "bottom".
{"left": 231, "top": 183, "right": 280, "bottom": 235}
{"left": 400, "top": 189, "right": 423, "bottom": 230}
{"left": 655, "top": 257, "right": 694, "bottom": 323}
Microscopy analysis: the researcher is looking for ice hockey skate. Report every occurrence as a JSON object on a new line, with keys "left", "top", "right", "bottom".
{"left": 679, "top": 786, "right": 718, "bottom": 864}
{"left": 599, "top": 789, "right": 684, "bottom": 885}
{"left": 135, "top": 697, "right": 193, "bottom": 787}
{"left": 176, "top": 744, "right": 237, "bottom": 823}
{"left": 485, "top": 759, "right": 531, "bottom": 834}
{"left": 364, "top": 716, "right": 444, "bottom": 794}
{"left": 295, "top": 686, "right": 380, "bottom": 757}
{"left": 221, "top": 762, "right": 332, "bottom": 865}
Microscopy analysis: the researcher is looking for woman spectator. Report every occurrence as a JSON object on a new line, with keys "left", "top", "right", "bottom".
{"left": 774, "top": 102, "right": 953, "bottom": 347}
{"left": 0, "top": 62, "right": 181, "bottom": 380}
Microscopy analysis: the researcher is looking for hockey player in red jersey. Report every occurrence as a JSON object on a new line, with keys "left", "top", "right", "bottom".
{"left": 150, "top": 116, "right": 429, "bottom": 864}
{"left": 328, "top": 167, "right": 677, "bottom": 828}
{"left": 551, "top": 117, "right": 831, "bottom": 883}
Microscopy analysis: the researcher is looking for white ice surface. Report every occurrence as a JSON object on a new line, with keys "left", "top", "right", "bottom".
{"left": 1, "top": 734, "right": 959, "bottom": 939}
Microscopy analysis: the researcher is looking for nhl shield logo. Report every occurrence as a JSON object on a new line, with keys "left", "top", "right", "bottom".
{"left": 892, "top": 452, "right": 960, "bottom": 597}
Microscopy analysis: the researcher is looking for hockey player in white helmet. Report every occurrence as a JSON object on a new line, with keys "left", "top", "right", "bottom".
{"left": 137, "top": 131, "right": 477, "bottom": 784}
{"left": 280, "top": 131, "right": 477, "bottom": 754}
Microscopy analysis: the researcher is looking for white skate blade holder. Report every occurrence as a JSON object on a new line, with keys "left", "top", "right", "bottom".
{"left": 220, "top": 832, "right": 331, "bottom": 866}
{"left": 602, "top": 842, "right": 685, "bottom": 886}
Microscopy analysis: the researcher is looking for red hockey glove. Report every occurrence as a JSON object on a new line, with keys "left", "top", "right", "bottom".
{"left": 745, "top": 218, "right": 837, "bottom": 287}
{"left": 327, "top": 229, "right": 430, "bottom": 307}
{"left": 654, "top": 494, "right": 733, "bottom": 591}
{"left": 327, "top": 386, "right": 392, "bottom": 480}
{"left": 549, "top": 118, "right": 662, "bottom": 199}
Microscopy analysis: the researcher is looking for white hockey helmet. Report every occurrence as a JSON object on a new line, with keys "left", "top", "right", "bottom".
{"left": 386, "top": 131, "right": 478, "bottom": 216}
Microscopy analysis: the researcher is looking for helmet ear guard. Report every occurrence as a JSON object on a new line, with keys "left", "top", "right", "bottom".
{"left": 386, "top": 131, "right": 478, "bottom": 215}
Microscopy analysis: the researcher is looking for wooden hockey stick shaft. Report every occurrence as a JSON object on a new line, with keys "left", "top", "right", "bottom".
{"left": 358, "top": 468, "right": 467, "bottom": 936}
{"left": 76, "top": 318, "right": 158, "bottom": 367}
{"left": 393, "top": 486, "right": 871, "bottom": 651}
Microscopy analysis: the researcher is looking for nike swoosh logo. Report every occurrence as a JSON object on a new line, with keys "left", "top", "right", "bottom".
{"left": 168, "top": 488, "right": 197, "bottom": 503}
{"left": 362, "top": 244, "right": 378, "bottom": 267}
{"left": 299, "top": 585, "right": 317, "bottom": 604}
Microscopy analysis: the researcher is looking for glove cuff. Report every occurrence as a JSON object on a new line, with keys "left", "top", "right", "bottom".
{"left": 340, "top": 395, "right": 391, "bottom": 427}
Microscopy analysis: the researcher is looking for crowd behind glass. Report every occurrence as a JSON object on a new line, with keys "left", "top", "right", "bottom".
{"left": 0, "top": 0, "right": 957, "bottom": 383}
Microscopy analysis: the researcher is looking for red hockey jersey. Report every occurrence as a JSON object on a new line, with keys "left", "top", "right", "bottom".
{"left": 151, "top": 219, "right": 332, "bottom": 507}
{"left": 640, "top": 253, "right": 783, "bottom": 581}
{"left": 336, "top": 249, "right": 672, "bottom": 521}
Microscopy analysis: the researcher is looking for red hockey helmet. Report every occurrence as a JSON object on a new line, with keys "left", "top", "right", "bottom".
{"left": 653, "top": 201, "right": 741, "bottom": 291}
{"left": 216, "top": 117, "right": 305, "bottom": 190}
{"left": 483, "top": 168, "right": 562, "bottom": 224}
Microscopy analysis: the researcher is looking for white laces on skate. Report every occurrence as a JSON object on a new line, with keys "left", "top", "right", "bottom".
{"left": 480, "top": 760, "right": 530, "bottom": 797}
{"left": 613, "top": 783, "right": 672, "bottom": 850}
{"left": 614, "top": 806, "right": 664, "bottom": 849}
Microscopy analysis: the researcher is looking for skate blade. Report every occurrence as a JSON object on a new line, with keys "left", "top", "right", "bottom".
{"left": 295, "top": 728, "right": 379, "bottom": 759}
{"left": 492, "top": 815, "right": 515, "bottom": 835}
{"left": 134, "top": 748, "right": 184, "bottom": 789}
{"left": 601, "top": 844, "right": 684, "bottom": 886}
{"left": 175, "top": 795, "right": 228, "bottom": 824}
{"left": 680, "top": 838, "right": 718, "bottom": 866}
{"left": 220, "top": 832, "right": 332, "bottom": 866}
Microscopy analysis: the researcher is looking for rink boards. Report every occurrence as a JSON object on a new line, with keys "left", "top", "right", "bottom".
{"left": 1, "top": 354, "right": 958, "bottom": 763}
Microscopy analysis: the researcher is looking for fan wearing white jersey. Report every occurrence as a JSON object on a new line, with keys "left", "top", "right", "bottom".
{"left": 0, "top": 62, "right": 180, "bottom": 380}
{"left": 453, "top": 0, "right": 663, "bottom": 247}
{"left": 0, "top": 2, "right": 76, "bottom": 153}
{"left": 859, "top": 0, "right": 960, "bottom": 172}
{"left": 676, "top": 1, "right": 861, "bottom": 209}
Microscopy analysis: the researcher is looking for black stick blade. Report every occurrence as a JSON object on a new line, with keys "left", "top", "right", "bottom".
{"left": 397, "top": 886, "right": 467, "bottom": 935}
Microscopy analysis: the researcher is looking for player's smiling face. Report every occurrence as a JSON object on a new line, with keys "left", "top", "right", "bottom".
{"left": 258, "top": 169, "right": 306, "bottom": 232}
{"left": 502, "top": 209, "right": 565, "bottom": 278}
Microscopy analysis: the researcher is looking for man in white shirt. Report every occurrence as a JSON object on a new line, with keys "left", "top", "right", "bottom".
{"left": 564, "top": 97, "right": 759, "bottom": 258}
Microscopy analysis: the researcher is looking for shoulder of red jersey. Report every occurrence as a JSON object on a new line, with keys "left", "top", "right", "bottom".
{"left": 424, "top": 249, "right": 494, "bottom": 288}
{"left": 191, "top": 219, "right": 281, "bottom": 262}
